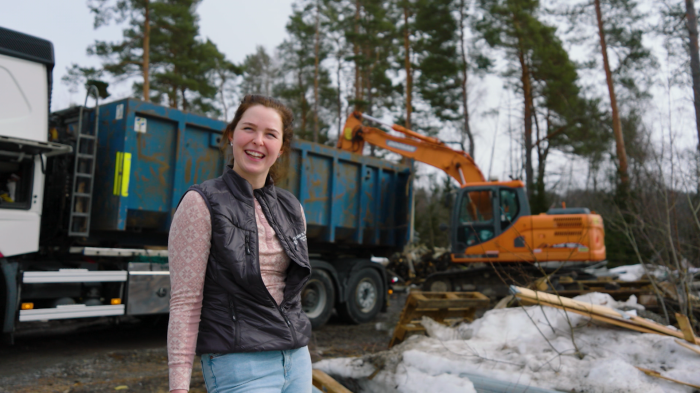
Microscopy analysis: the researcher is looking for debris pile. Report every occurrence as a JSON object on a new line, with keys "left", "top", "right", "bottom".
{"left": 314, "top": 288, "right": 700, "bottom": 393}
{"left": 386, "top": 245, "right": 451, "bottom": 283}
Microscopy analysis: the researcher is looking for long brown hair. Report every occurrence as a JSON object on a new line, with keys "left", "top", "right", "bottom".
{"left": 221, "top": 95, "right": 294, "bottom": 182}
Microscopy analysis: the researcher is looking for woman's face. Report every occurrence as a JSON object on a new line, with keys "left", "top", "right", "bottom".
{"left": 229, "top": 104, "right": 284, "bottom": 188}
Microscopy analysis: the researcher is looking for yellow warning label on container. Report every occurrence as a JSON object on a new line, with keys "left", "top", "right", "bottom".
{"left": 344, "top": 127, "right": 353, "bottom": 140}
{"left": 113, "top": 152, "right": 132, "bottom": 197}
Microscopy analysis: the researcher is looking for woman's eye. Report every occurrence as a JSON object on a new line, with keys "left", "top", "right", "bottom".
{"left": 267, "top": 133, "right": 278, "bottom": 138}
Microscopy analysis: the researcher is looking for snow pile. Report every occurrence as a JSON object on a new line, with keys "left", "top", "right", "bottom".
{"left": 607, "top": 263, "right": 700, "bottom": 282}
{"left": 314, "top": 293, "right": 700, "bottom": 393}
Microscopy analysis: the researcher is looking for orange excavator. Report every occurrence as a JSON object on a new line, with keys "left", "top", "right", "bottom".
{"left": 338, "top": 112, "right": 606, "bottom": 294}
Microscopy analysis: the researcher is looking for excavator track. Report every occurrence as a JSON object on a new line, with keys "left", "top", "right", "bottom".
{"left": 421, "top": 264, "right": 599, "bottom": 300}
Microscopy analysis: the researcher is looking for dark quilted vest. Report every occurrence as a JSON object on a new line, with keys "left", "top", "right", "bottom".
{"left": 184, "top": 168, "right": 311, "bottom": 355}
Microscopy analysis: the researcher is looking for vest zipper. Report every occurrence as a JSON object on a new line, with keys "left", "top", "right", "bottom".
{"left": 245, "top": 232, "right": 251, "bottom": 255}
{"left": 254, "top": 190, "right": 299, "bottom": 348}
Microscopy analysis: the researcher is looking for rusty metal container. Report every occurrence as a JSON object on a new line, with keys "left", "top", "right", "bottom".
{"left": 90, "top": 98, "right": 227, "bottom": 232}
{"left": 75, "top": 98, "right": 412, "bottom": 254}
{"left": 278, "top": 140, "right": 413, "bottom": 255}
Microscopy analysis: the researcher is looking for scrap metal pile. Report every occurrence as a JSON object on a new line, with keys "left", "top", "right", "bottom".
{"left": 386, "top": 245, "right": 452, "bottom": 284}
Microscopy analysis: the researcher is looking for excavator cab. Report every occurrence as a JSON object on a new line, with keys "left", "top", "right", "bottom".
{"left": 451, "top": 181, "right": 530, "bottom": 253}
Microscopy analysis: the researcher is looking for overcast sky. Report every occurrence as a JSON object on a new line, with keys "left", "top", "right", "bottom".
{"left": 0, "top": 0, "right": 295, "bottom": 111}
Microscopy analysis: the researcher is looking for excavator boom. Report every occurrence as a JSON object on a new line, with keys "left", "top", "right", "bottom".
{"left": 338, "top": 112, "right": 486, "bottom": 187}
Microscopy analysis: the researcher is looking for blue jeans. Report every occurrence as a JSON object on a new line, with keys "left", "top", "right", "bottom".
{"left": 201, "top": 346, "right": 320, "bottom": 393}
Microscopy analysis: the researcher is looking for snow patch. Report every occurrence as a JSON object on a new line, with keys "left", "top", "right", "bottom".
{"left": 314, "top": 292, "right": 700, "bottom": 393}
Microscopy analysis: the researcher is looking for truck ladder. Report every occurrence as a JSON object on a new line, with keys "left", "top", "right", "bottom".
{"left": 68, "top": 87, "right": 100, "bottom": 237}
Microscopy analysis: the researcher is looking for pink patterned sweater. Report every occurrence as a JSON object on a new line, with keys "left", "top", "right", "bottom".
{"left": 167, "top": 190, "right": 304, "bottom": 391}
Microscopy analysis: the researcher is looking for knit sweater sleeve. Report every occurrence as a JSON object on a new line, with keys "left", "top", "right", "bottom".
{"left": 167, "top": 191, "right": 211, "bottom": 391}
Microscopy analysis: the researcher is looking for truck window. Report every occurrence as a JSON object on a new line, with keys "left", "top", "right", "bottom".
{"left": 0, "top": 157, "right": 33, "bottom": 209}
{"left": 499, "top": 188, "right": 519, "bottom": 230}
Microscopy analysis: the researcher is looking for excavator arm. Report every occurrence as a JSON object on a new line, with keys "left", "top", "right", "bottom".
{"left": 337, "top": 111, "right": 485, "bottom": 186}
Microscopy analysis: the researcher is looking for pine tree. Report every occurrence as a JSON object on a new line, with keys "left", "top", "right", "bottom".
{"left": 565, "top": 0, "right": 656, "bottom": 193}
{"left": 86, "top": 0, "right": 227, "bottom": 115}
{"left": 476, "top": 0, "right": 608, "bottom": 212}
{"left": 686, "top": 0, "right": 700, "bottom": 153}
{"left": 209, "top": 48, "right": 242, "bottom": 121}
{"left": 276, "top": 0, "right": 336, "bottom": 143}
{"left": 658, "top": 0, "right": 700, "bottom": 153}
{"left": 87, "top": 0, "right": 152, "bottom": 101}
{"left": 241, "top": 46, "right": 276, "bottom": 97}
{"left": 345, "top": 0, "right": 400, "bottom": 116}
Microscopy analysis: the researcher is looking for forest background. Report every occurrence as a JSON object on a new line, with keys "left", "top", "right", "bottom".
{"left": 48, "top": 0, "right": 700, "bottom": 267}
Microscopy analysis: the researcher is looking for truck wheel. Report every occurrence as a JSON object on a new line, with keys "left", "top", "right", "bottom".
{"left": 302, "top": 269, "right": 335, "bottom": 329}
{"left": 338, "top": 268, "right": 383, "bottom": 324}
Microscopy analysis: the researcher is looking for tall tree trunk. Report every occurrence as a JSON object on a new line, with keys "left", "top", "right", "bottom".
{"left": 313, "top": 0, "right": 321, "bottom": 143}
{"left": 299, "top": 70, "right": 307, "bottom": 135}
{"left": 595, "top": 0, "right": 629, "bottom": 189}
{"left": 518, "top": 49, "right": 534, "bottom": 201}
{"left": 142, "top": 0, "right": 150, "bottom": 102}
{"left": 181, "top": 87, "right": 188, "bottom": 111}
{"left": 685, "top": 0, "right": 700, "bottom": 153}
{"left": 218, "top": 73, "right": 228, "bottom": 120}
{"left": 458, "top": 0, "right": 474, "bottom": 158}
{"left": 535, "top": 145, "right": 549, "bottom": 214}
{"left": 403, "top": 2, "right": 412, "bottom": 129}
{"left": 336, "top": 50, "right": 343, "bottom": 140}
{"left": 354, "top": 0, "right": 361, "bottom": 111}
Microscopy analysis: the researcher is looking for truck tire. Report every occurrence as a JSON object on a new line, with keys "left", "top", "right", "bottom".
{"left": 338, "top": 268, "right": 383, "bottom": 324}
{"left": 302, "top": 269, "right": 335, "bottom": 329}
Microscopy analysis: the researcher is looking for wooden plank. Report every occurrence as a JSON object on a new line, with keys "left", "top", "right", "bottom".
{"left": 514, "top": 286, "right": 700, "bottom": 345}
{"left": 312, "top": 369, "right": 353, "bottom": 393}
{"left": 413, "top": 298, "right": 490, "bottom": 309}
{"left": 519, "top": 298, "right": 662, "bottom": 336}
{"left": 675, "top": 313, "right": 697, "bottom": 344}
{"left": 513, "top": 286, "right": 623, "bottom": 318}
{"left": 675, "top": 339, "right": 700, "bottom": 356}
{"left": 636, "top": 367, "right": 700, "bottom": 389}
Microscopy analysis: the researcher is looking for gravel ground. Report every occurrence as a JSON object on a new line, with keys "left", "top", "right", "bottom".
{"left": 0, "top": 292, "right": 408, "bottom": 393}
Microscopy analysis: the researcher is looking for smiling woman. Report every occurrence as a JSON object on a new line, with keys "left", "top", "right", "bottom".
{"left": 168, "top": 95, "right": 315, "bottom": 393}
{"left": 223, "top": 95, "right": 295, "bottom": 188}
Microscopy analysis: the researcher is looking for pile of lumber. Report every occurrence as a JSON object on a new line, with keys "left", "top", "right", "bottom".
{"left": 511, "top": 285, "right": 700, "bottom": 390}
{"left": 511, "top": 286, "right": 699, "bottom": 345}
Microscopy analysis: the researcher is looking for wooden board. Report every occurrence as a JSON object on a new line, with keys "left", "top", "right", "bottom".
{"left": 675, "top": 339, "right": 700, "bottom": 356}
{"left": 518, "top": 298, "right": 662, "bottom": 336}
{"left": 636, "top": 367, "right": 700, "bottom": 389}
{"left": 513, "top": 286, "right": 624, "bottom": 318}
{"left": 675, "top": 313, "right": 697, "bottom": 344}
{"left": 409, "top": 292, "right": 490, "bottom": 309}
{"left": 514, "top": 286, "right": 700, "bottom": 345}
{"left": 312, "top": 369, "right": 352, "bottom": 393}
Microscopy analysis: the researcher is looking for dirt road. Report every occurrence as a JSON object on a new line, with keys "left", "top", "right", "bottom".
{"left": 0, "top": 292, "right": 407, "bottom": 392}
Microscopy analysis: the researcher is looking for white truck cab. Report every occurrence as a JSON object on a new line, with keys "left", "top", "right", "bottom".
{"left": 0, "top": 27, "right": 70, "bottom": 258}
